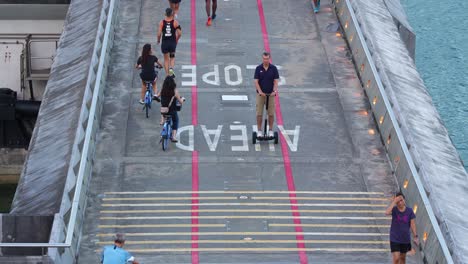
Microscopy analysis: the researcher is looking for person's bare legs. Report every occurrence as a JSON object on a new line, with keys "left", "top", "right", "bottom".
{"left": 257, "top": 115, "right": 263, "bottom": 133}
{"left": 163, "top": 53, "right": 170, "bottom": 76}
{"left": 169, "top": 53, "right": 175, "bottom": 70}
{"left": 205, "top": 0, "right": 211, "bottom": 17}
{"left": 211, "top": 0, "right": 217, "bottom": 18}
{"left": 392, "top": 252, "right": 400, "bottom": 264}
{"left": 140, "top": 81, "right": 147, "bottom": 101}
{"left": 399, "top": 253, "right": 406, "bottom": 264}
{"left": 268, "top": 115, "right": 274, "bottom": 132}
{"left": 174, "top": 3, "right": 180, "bottom": 16}
{"left": 152, "top": 80, "right": 157, "bottom": 95}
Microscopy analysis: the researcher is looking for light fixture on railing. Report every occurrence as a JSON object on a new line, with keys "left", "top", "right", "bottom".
{"left": 413, "top": 204, "right": 418, "bottom": 214}
{"left": 387, "top": 134, "right": 392, "bottom": 145}
{"left": 379, "top": 115, "right": 384, "bottom": 124}
{"left": 360, "top": 63, "right": 365, "bottom": 72}
{"left": 403, "top": 179, "right": 409, "bottom": 189}
{"left": 349, "top": 34, "right": 354, "bottom": 42}
{"left": 423, "top": 232, "right": 428, "bottom": 242}
{"left": 372, "top": 96, "right": 378, "bottom": 105}
{"left": 345, "top": 21, "right": 349, "bottom": 29}
{"left": 366, "top": 80, "right": 371, "bottom": 89}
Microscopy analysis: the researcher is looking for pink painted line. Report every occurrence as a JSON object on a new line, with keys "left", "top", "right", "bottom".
{"left": 190, "top": 0, "right": 199, "bottom": 263}
{"left": 256, "top": 0, "right": 308, "bottom": 263}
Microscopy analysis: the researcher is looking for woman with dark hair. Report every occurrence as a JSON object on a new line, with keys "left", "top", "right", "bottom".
{"left": 385, "top": 192, "right": 419, "bottom": 264}
{"left": 160, "top": 76, "right": 185, "bottom": 142}
{"left": 135, "top": 43, "right": 163, "bottom": 104}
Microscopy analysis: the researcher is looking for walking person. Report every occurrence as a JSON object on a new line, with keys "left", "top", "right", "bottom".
{"left": 168, "top": 0, "right": 181, "bottom": 18}
{"left": 160, "top": 76, "right": 185, "bottom": 142}
{"left": 205, "top": 0, "right": 217, "bottom": 26}
{"left": 135, "top": 43, "right": 163, "bottom": 104}
{"left": 313, "top": 0, "right": 320, "bottom": 13}
{"left": 100, "top": 234, "right": 139, "bottom": 264}
{"left": 254, "top": 51, "right": 279, "bottom": 138}
{"left": 157, "top": 8, "right": 182, "bottom": 78}
{"left": 385, "top": 192, "right": 420, "bottom": 264}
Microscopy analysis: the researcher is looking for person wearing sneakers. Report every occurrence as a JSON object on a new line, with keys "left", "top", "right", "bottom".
{"left": 254, "top": 51, "right": 279, "bottom": 138}
{"left": 205, "top": 0, "right": 217, "bottom": 26}
{"left": 168, "top": 0, "right": 181, "bottom": 18}
{"left": 385, "top": 192, "right": 420, "bottom": 264}
{"left": 157, "top": 8, "right": 182, "bottom": 78}
{"left": 313, "top": 0, "right": 321, "bottom": 13}
{"left": 160, "top": 76, "right": 185, "bottom": 142}
{"left": 135, "top": 43, "right": 163, "bottom": 105}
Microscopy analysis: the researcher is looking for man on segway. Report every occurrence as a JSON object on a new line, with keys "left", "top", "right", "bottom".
{"left": 253, "top": 51, "right": 280, "bottom": 143}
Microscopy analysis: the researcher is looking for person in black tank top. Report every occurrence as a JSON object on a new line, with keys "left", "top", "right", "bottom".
{"left": 135, "top": 44, "right": 163, "bottom": 104}
{"left": 157, "top": 8, "right": 182, "bottom": 78}
{"left": 159, "top": 76, "right": 185, "bottom": 142}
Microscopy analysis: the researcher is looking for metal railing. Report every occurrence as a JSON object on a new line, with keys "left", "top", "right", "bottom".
{"left": 0, "top": 0, "right": 120, "bottom": 262}
{"left": 333, "top": 0, "right": 453, "bottom": 263}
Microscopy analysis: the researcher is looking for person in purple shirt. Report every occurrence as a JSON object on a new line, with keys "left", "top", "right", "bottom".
{"left": 385, "top": 192, "right": 419, "bottom": 264}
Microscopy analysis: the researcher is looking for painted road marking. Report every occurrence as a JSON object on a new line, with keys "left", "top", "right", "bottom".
{"left": 100, "top": 216, "right": 391, "bottom": 220}
{"left": 269, "top": 223, "right": 390, "bottom": 228}
{"left": 104, "top": 248, "right": 388, "bottom": 253}
{"left": 96, "top": 232, "right": 388, "bottom": 237}
{"left": 96, "top": 240, "right": 388, "bottom": 245}
{"left": 102, "top": 197, "right": 238, "bottom": 201}
{"left": 102, "top": 196, "right": 388, "bottom": 201}
{"left": 221, "top": 95, "right": 248, "bottom": 101}
{"left": 101, "top": 203, "right": 388, "bottom": 207}
{"left": 98, "top": 224, "right": 224, "bottom": 228}
{"left": 103, "top": 190, "right": 385, "bottom": 195}
{"left": 179, "top": 64, "right": 286, "bottom": 87}
{"left": 100, "top": 209, "right": 385, "bottom": 214}
{"left": 170, "top": 125, "right": 300, "bottom": 152}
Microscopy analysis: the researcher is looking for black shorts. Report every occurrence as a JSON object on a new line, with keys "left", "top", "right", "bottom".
{"left": 161, "top": 41, "right": 177, "bottom": 54}
{"left": 140, "top": 72, "right": 157, "bottom": 82}
{"left": 169, "top": 0, "right": 181, "bottom": 3}
{"left": 390, "top": 241, "right": 411, "bottom": 253}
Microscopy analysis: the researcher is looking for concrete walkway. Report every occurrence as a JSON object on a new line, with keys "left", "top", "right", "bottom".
{"left": 78, "top": 0, "right": 420, "bottom": 263}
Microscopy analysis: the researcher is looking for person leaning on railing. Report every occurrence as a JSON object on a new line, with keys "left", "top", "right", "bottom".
{"left": 101, "top": 234, "right": 139, "bottom": 264}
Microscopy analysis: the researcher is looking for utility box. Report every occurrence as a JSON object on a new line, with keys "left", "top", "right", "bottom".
{"left": 0, "top": 43, "right": 24, "bottom": 98}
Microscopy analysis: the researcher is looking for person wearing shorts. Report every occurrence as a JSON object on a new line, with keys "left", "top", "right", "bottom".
{"left": 157, "top": 8, "right": 182, "bottom": 78}
{"left": 135, "top": 43, "right": 163, "bottom": 104}
{"left": 168, "top": 0, "right": 181, "bottom": 18}
{"left": 254, "top": 51, "right": 279, "bottom": 138}
{"left": 385, "top": 192, "right": 420, "bottom": 264}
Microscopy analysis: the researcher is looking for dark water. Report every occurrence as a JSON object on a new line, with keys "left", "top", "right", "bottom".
{"left": 401, "top": 0, "right": 468, "bottom": 171}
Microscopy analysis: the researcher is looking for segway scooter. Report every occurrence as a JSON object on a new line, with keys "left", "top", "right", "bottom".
{"left": 252, "top": 94, "right": 279, "bottom": 144}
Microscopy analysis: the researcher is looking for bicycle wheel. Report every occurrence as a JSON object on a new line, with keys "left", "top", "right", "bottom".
{"left": 161, "top": 124, "right": 169, "bottom": 151}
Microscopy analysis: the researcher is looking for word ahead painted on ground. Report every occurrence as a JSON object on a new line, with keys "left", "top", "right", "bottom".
{"left": 175, "top": 125, "right": 300, "bottom": 152}
{"left": 180, "top": 65, "right": 286, "bottom": 86}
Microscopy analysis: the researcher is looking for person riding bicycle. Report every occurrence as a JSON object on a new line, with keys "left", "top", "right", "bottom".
{"left": 135, "top": 43, "right": 163, "bottom": 104}
{"left": 160, "top": 76, "right": 185, "bottom": 142}
{"left": 101, "top": 233, "right": 139, "bottom": 264}
{"left": 254, "top": 51, "right": 279, "bottom": 138}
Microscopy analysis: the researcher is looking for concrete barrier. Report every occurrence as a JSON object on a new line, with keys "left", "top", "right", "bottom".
{"left": 334, "top": 0, "right": 454, "bottom": 263}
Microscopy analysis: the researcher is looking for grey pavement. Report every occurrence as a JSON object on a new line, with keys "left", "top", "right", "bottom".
{"left": 77, "top": 0, "right": 420, "bottom": 263}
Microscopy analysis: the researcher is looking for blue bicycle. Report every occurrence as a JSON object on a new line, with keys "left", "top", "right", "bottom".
{"left": 142, "top": 81, "right": 153, "bottom": 118}
{"left": 141, "top": 65, "right": 162, "bottom": 118}
{"left": 160, "top": 113, "right": 173, "bottom": 151}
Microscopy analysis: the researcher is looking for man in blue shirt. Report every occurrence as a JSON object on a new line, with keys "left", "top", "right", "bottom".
{"left": 101, "top": 234, "right": 139, "bottom": 264}
{"left": 254, "top": 52, "right": 280, "bottom": 138}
